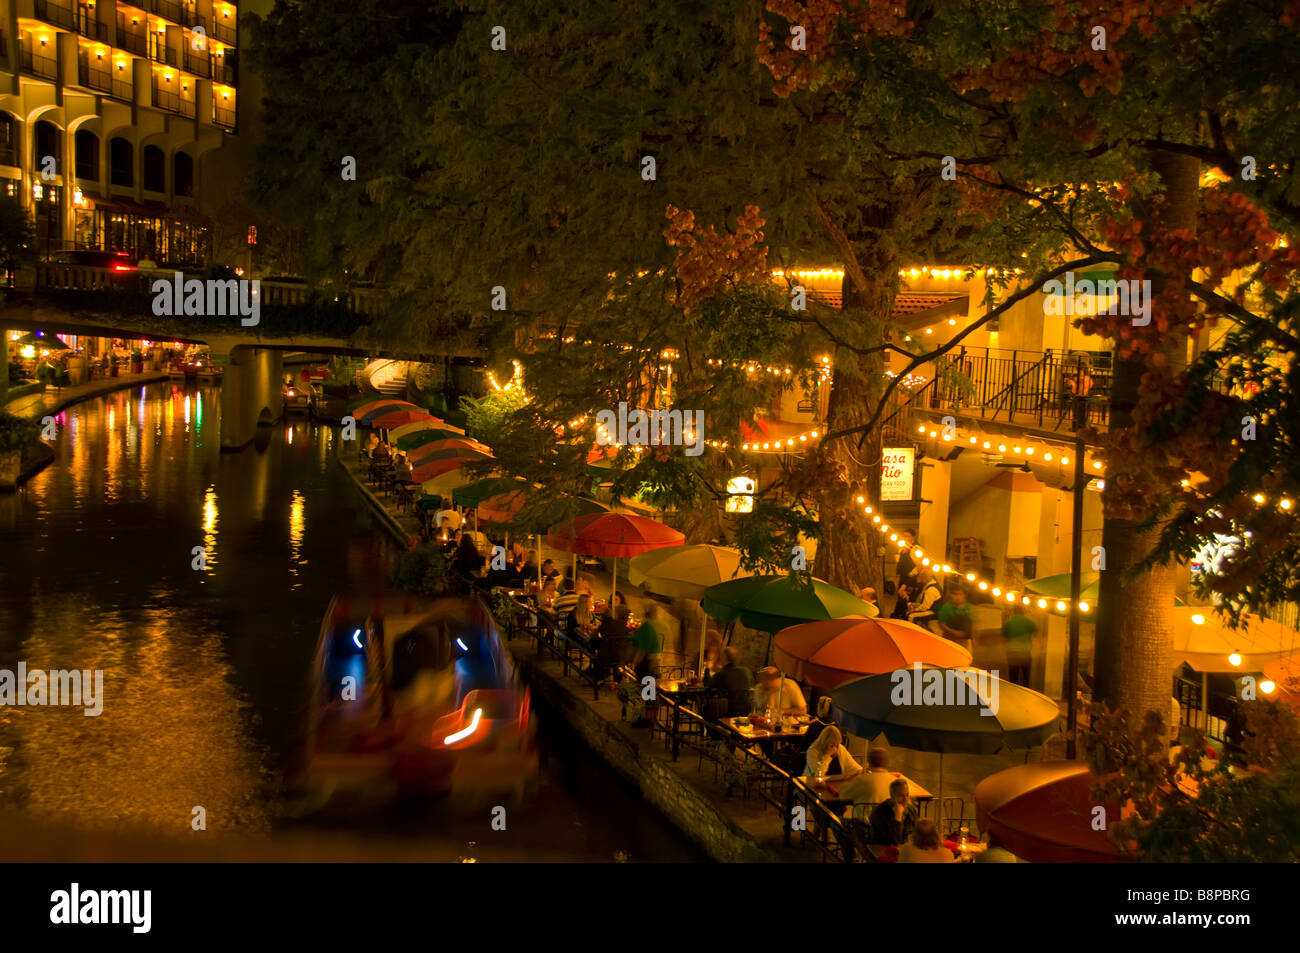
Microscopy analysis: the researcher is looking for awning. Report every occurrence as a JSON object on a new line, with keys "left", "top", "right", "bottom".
{"left": 82, "top": 194, "right": 210, "bottom": 226}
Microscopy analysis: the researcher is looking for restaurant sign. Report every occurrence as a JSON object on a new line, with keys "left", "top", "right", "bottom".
{"left": 882, "top": 447, "right": 915, "bottom": 501}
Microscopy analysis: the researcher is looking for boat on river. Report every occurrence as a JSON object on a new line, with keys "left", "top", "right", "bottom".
{"left": 301, "top": 592, "right": 538, "bottom": 809}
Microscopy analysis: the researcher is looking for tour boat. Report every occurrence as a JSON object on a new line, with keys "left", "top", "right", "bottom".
{"left": 301, "top": 592, "right": 537, "bottom": 809}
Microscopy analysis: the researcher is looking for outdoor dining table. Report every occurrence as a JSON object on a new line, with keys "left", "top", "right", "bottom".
{"left": 809, "top": 772, "right": 936, "bottom": 813}
{"left": 719, "top": 715, "right": 812, "bottom": 750}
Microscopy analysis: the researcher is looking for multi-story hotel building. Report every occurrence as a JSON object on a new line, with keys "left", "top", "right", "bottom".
{"left": 0, "top": 0, "right": 239, "bottom": 265}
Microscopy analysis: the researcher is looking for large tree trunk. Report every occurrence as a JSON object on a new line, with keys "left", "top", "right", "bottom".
{"left": 1093, "top": 150, "right": 1199, "bottom": 731}
{"left": 813, "top": 269, "right": 892, "bottom": 596}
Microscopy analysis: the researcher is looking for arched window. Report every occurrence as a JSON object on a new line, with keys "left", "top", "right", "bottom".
{"left": 75, "top": 130, "right": 99, "bottom": 180}
{"left": 142, "top": 144, "right": 165, "bottom": 192}
{"left": 173, "top": 152, "right": 194, "bottom": 197}
{"left": 0, "top": 114, "right": 17, "bottom": 167}
{"left": 34, "top": 120, "right": 61, "bottom": 174}
{"left": 110, "top": 137, "right": 133, "bottom": 187}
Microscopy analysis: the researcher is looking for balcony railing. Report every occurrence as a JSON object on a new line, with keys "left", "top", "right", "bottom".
{"left": 213, "top": 104, "right": 235, "bottom": 128}
{"left": 35, "top": 0, "right": 77, "bottom": 30}
{"left": 211, "top": 57, "right": 235, "bottom": 84}
{"left": 151, "top": 81, "right": 178, "bottom": 112}
{"left": 78, "top": 59, "right": 113, "bottom": 92}
{"left": 113, "top": 76, "right": 134, "bottom": 101}
{"left": 213, "top": 19, "right": 235, "bottom": 45}
{"left": 151, "top": 0, "right": 182, "bottom": 23}
{"left": 152, "top": 44, "right": 178, "bottom": 66}
{"left": 117, "top": 25, "right": 147, "bottom": 55}
{"left": 20, "top": 44, "right": 59, "bottom": 81}
{"left": 76, "top": 13, "right": 110, "bottom": 42}
{"left": 0, "top": 144, "right": 16, "bottom": 167}
{"left": 183, "top": 48, "right": 209, "bottom": 76}
{"left": 883, "top": 346, "right": 1116, "bottom": 438}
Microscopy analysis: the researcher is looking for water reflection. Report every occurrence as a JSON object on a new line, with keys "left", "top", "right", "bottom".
{"left": 0, "top": 383, "right": 384, "bottom": 837}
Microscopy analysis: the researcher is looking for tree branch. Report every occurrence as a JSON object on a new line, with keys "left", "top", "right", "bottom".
{"left": 821, "top": 256, "right": 1119, "bottom": 444}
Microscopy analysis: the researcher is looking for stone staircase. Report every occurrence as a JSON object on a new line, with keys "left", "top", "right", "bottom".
{"left": 364, "top": 359, "right": 410, "bottom": 399}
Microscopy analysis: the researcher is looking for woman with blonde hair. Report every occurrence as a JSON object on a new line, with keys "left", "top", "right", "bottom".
{"left": 803, "top": 724, "right": 862, "bottom": 782}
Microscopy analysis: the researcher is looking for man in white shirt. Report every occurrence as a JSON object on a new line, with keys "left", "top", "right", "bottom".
{"left": 836, "top": 747, "right": 896, "bottom": 819}
{"left": 752, "top": 667, "right": 807, "bottom": 716}
{"left": 436, "top": 505, "right": 463, "bottom": 532}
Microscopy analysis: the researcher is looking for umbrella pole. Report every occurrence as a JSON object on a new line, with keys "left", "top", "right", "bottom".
{"left": 611, "top": 558, "right": 618, "bottom": 606}
{"left": 537, "top": 534, "right": 543, "bottom": 588}
{"left": 698, "top": 615, "right": 706, "bottom": 673}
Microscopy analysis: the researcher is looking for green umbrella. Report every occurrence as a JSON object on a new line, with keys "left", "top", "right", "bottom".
{"left": 701, "top": 574, "right": 878, "bottom": 634}
{"left": 452, "top": 476, "right": 532, "bottom": 509}
{"left": 1024, "top": 572, "right": 1185, "bottom": 615}
{"left": 397, "top": 427, "right": 474, "bottom": 451}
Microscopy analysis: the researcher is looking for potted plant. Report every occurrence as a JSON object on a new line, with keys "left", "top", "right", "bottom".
{"left": 0, "top": 412, "right": 39, "bottom": 491}
{"left": 130, "top": 349, "right": 144, "bottom": 374}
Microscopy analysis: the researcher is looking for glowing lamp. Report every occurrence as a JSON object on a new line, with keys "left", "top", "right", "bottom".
{"left": 1228, "top": 652, "right": 1242, "bottom": 667}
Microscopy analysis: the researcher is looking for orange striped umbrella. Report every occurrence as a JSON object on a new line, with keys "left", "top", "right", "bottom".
{"left": 774, "top": 617, "right": 972, "bottom": 690}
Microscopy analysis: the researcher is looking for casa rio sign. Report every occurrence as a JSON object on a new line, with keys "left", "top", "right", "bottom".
{"left": 882, "top": 447, "right": 915, "bottom": 502}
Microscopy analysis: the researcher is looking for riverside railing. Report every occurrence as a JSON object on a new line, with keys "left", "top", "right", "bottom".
{"left": 486, "top": 585, "right": 863, "bottom": 861}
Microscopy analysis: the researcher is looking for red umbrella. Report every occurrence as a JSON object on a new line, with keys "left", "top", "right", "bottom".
{"left": 546, "top": 512, "right": 684, "bottom": 602}
{"left": 368, "top": 409, "right": 438, "bottom": 431}
{"left": 774, "top": 617, "right": 972, "bottom": 690}
{"left": 974, "top": 761, "right": 1131, "bottom": 863}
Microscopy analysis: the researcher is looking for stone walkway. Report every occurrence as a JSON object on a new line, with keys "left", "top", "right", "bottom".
{"left": 3, "top": 371, "right": 169, "bottom": 421}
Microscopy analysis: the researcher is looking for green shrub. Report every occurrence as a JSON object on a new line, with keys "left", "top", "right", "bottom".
{"left": 0, "top": 413, "right": 40, "bottom": 454}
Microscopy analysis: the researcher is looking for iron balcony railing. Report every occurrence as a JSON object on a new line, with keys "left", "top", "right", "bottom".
{"left": 151, "top": 0, "right": 183, "bottom": 23}
{"left": 213, "top": 19, "right": 236, "bottom": 45}
{"left": 886, "top": 346, "right": 1115, "bottom": 434}
{"left": 76, "top": 12, "right": 110, "bottom": 42}
{"left": 213, "top": 104, "right": 235, "bottom": 128}
{"left": 211, "top": 55, "right": 235, "bottom": 84}
{"left": 183, "top": 48, "right": 209, "bottom": 76}
{"left": 113, "top": 76, "right": 134, "bottom": 101}
{"left": 118, "top": 26, "right": 148, "bottom": 56}
{"left": 35, "top": 0, "right": 77, "bottom": 30}
{"left": 78, "top": 58, "right": 113, "bottom": 93}
{"left": 152, "top": 43, "right": 178, "bottom": 66}
{"left": 151, "top": 81, "right": 179, "bottom": 112}
{"left": 20, "top": 43, "right": 59, "bottom": 81}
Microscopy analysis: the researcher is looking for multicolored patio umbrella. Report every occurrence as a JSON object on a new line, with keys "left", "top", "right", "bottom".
{"left": 368, "top": 409, "right": 438, "bottom": 431}
{"left": 773, "top": 617, "right": 973, "bottom": 690}
{"left": 355, "top": 401, "right": 421, "bottom": 425}
{"left": 546, "top": 512, "right": 685, "bottom": 603}
{"left": 974, "top": 761, "right": 1130, "bottom": 863}
{"left": 394, "top": 425, "right": 466, "bottom": 450}
{"left": 408, "top": 438, "right": 492, "bottom": 466}
{"left": 349, "top": 397, "right": 419, "bottom": 416}
{"left": 411, "top": 448, "right": 495, "bottom": 485}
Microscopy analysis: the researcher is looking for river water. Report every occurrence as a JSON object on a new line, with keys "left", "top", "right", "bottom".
{"left": 0, "top": 382, "right": 703, "bottom": 862}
